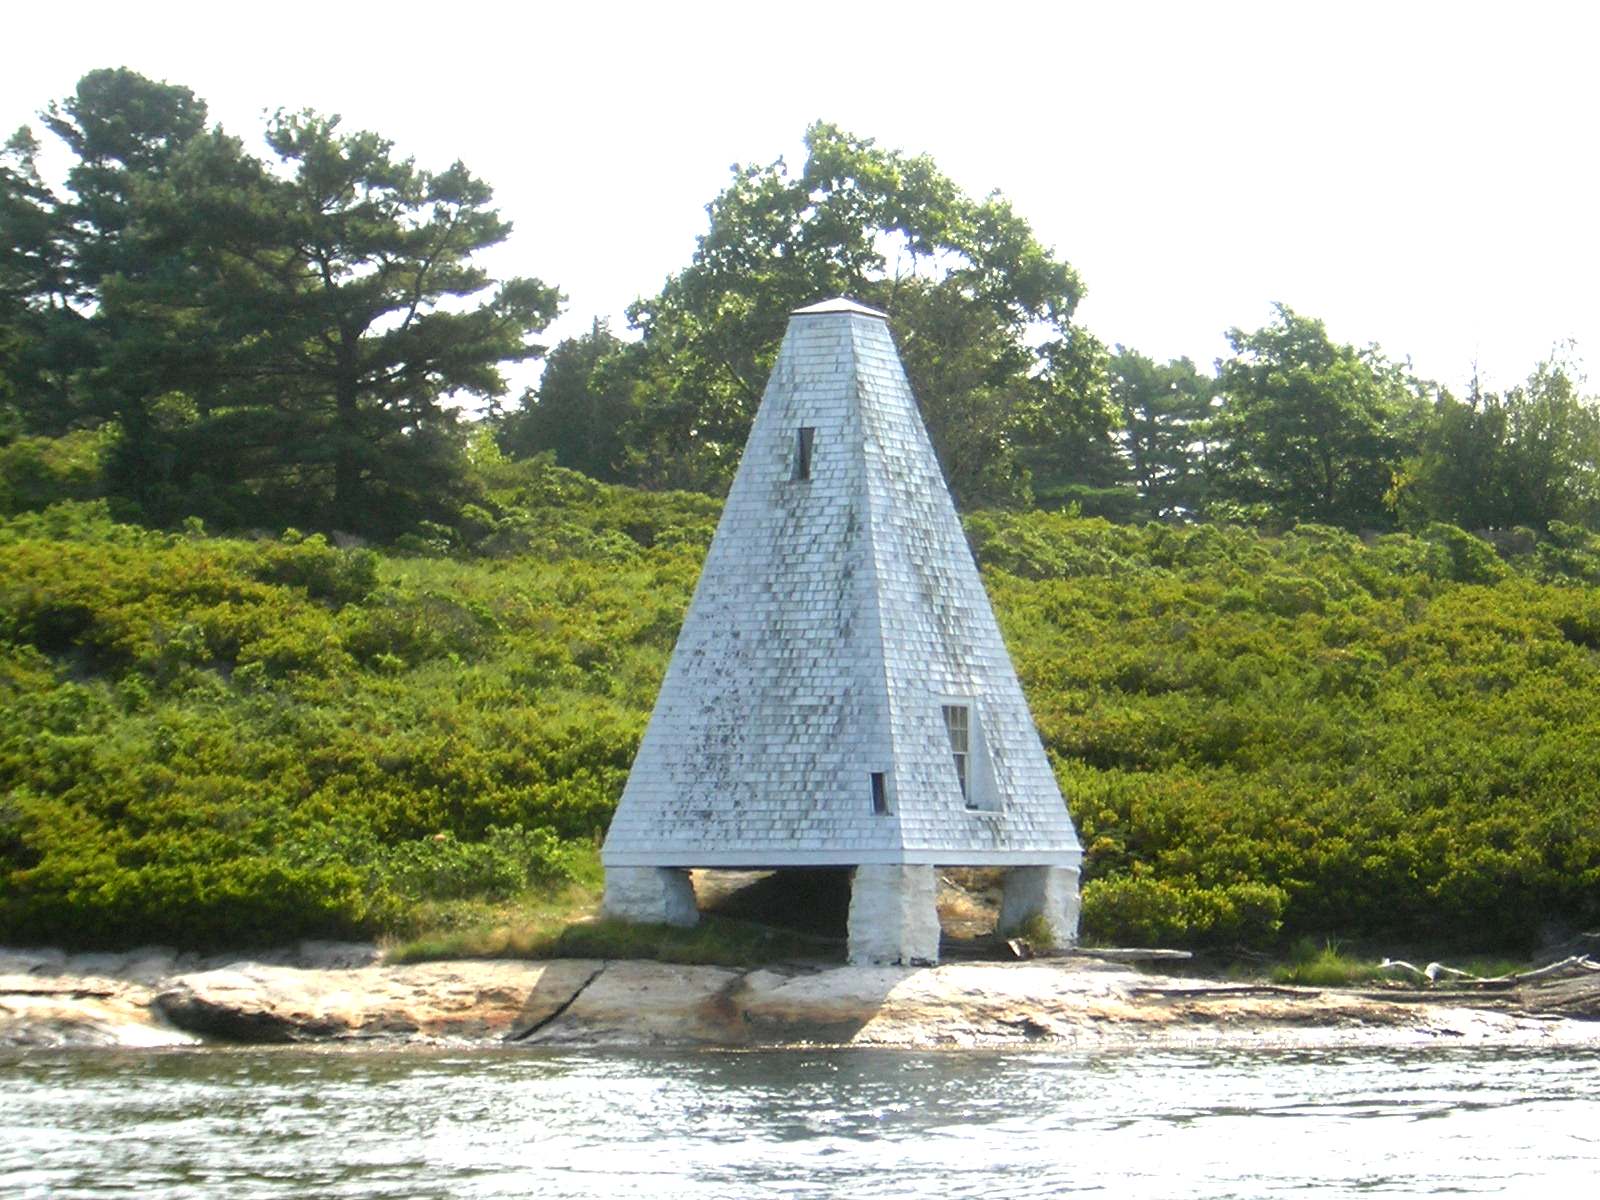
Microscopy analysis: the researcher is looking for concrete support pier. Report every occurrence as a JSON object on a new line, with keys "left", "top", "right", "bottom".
{"left": 998, "top": 865, "right": 1081, "bottom": 948}
{"left": 602, "top": 867, "right": 699, "bottom": 927}
{"left": 847, "top": 865, "right": 940, "bottom": 965}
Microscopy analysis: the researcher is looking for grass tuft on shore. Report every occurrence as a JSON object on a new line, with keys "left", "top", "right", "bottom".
{"left": 383, "top": 886, "right": 598, "bottom": 965}
{"left": 1269, "top": 939, "right": 1390, "bottom": 987}
{"left": 1262, "top": 938, "right": 1535, "bottom": 988}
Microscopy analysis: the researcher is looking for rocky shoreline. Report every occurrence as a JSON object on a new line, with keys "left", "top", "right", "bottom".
{"left": 5, "top": 943, "right": 1600, "bottom": 1052}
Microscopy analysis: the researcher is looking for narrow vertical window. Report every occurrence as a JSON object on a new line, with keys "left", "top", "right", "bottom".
{"left": 870, "top": 771, "right": 889, "bottom": 815}
{"left": 793, "top": 426, "right": 815, "bottom": 481}
{"left": 942, "top": 704, "right": 971, "bottom": 805}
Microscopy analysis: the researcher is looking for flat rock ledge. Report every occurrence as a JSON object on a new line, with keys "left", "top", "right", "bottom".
{"left": 4, "top": 950, "right": 1599, "bottom": 1051}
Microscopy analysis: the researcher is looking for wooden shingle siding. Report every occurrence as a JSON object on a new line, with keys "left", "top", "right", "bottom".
{"left": 601, "top": 299, "right": 1082, "bottom": 870}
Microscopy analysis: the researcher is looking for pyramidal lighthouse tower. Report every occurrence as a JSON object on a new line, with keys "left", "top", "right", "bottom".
{"left": 601, "top": 299, "right": 1082, "bottom": 964}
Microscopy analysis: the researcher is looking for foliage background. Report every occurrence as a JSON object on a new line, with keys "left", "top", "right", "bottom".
{"left": 7, "top": 71, "right": 1600, "bottom": 956}
{"left": 5, "top": 466, "right": 1600, "bottom": 951}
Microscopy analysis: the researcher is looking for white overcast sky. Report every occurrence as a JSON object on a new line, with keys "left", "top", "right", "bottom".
{"left": 5, "top": 0, "right": 1597, "bottom": 398}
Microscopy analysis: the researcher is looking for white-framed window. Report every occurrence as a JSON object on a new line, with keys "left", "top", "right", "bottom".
{"left": 940, "top": 699, "right": 998, "bottom": 811}
{"left": 942, "top": 703, "right": 971, "bottom": 805}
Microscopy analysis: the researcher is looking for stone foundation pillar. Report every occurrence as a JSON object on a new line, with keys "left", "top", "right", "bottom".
{"left": 998, "top": 865, "right": 1081, "bottom": 949}
{"left": 847, "top": 865, "right": 940, "bottom": 965}
{"left": 602, "top": 866, "right": 699, "bottom": 927}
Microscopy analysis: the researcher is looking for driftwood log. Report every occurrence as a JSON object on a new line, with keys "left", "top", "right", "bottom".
{"left": 1380, "top": 954, "right": 1598, "bottom": 988}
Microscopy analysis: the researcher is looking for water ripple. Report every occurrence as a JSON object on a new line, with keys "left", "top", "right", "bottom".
{"left": 2, "top": 1045, "right": 1598, "bottom": 1198}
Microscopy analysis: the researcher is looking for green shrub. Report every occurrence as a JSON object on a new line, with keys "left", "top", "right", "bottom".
{"left": 250, "top": 533, "right": 380, "bottom": 605}
{"left": 1081, "top": 876, "right": 1287, "bottom": 949}
{"left": 0, "top": 430, "right": 111, "bottom": 516}
{"left": 378, "top": 826, "right": 575, "bottom": 901}
{"left": 1418, "top": 523, "right": 1510, "bottom": 585}
{"left": 7, "top": 495, "right": 1600, "bottom": 956}
{"left": 0, "top": 856, "right": 377, "bottom": 950}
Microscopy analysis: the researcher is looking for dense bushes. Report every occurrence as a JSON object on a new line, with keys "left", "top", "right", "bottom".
{"left": 4, "top": 482, "right": 1600, "bottom": 953}
{"left": 0, "top": 487, "right": 710, "bottom": 948}
{"left": 0, "top": 430, "right": 112, "bottom": 517}
{"left": 986, "top": 515, "right": 1600, "bottom": 950}
{"left": 1080, "top": 876, "right": 1288, "bottom": 949}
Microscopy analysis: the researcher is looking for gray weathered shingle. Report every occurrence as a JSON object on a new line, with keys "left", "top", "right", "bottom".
{"left": 602, "top": 302, "right": 1081, "bottom": 868}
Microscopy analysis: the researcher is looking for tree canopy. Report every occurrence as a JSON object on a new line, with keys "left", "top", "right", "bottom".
{"left": 6, "top": 72, "right": 1600, "bottom": 543}
{"left": 1108, "top": 347, "right": 1214, "bottom": 519}
{"left": 1208, "top": 305, "right": 1431, "bottom": 529}
{"left": 2, "top": 70, "right": 560, "bottom": 534}
{"left": 1394, "top": 355, "right": 1600, "bottom": 532}
{"left": 11, "top": 70, "right": 1600, "bottom": 963}
{"left": 497, "top": 320, "right": 639, "bottom": 483}
{"left": 514, "top": 122, "right": 1111, "bottom": 505}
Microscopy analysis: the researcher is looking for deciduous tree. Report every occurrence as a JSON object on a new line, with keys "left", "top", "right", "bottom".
{"left": 1210, "top": 305, "right": 1428, "bottom": 528}
{"left": 540, "top": 123, "right": 1109, "bottom": 505}
{"left": 498, "top": 320, "right": 640, "bottom": 483}
{"left": 1393, "top": 356, "right": 1600, "bottom": 531}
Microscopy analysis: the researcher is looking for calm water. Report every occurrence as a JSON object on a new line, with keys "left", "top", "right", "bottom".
{"left": 2, "top": 1045, "right": 1597, "bottom": 1198}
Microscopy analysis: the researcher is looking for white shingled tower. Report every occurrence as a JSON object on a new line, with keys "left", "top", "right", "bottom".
{"left": 601, "top": 298, "right": 1082, "bottom": 964}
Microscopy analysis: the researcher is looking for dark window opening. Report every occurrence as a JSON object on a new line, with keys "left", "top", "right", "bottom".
{"left": 794, "top": 426, "right": 815, "bottom": 481}
{"left": 942, "top": 704, "right": 972, "bottom": 806}
{"left": 870, "top": 771, "right": 889, "bottom": 815}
